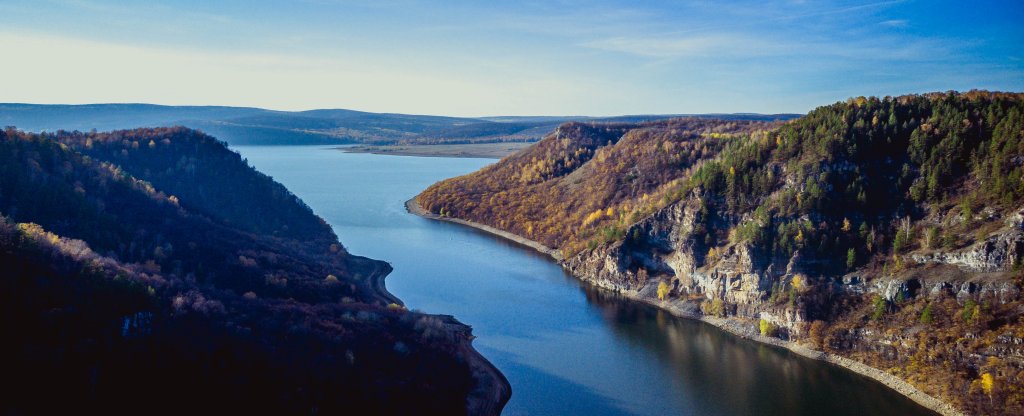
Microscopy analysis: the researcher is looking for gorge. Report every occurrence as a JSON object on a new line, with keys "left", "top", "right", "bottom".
{"left": 417, "top": 91, "right": 1024, "bottom": 415}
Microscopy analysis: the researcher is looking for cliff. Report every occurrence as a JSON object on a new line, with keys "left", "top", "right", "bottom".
{"left": 418, "top": 91, "right": 1024, "bottom": 415}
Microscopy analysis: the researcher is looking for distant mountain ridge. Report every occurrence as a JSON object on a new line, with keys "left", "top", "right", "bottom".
{"left": 0, "top": 103, "right": 800, "bottom": 146}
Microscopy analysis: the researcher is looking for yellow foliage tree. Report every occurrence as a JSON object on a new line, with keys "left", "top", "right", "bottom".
{"left": 791, "top": 274, "right": 806, "bottom": 292}
{"left": 706, "top": 247, "right": 719, "bottom": 264}
{"left": 582, "top": 209, "right": 604, "bottom": 227}
{"left": 657, "top": 281, "right": 670, "bottom": 301}
{"left": 759, "top": 319, "right": 775, "bottom": 336}
{"left": 980, "top": 373, "right": 994, "bottom": 397}
{"left": 841, "top": 217, "right": 851, "bottom": 232}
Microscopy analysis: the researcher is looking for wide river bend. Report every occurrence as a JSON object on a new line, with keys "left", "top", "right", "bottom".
{"left": 236, "top": 145, "right": 934, "bottom": 416}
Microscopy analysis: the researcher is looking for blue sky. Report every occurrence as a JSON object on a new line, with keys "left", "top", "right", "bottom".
{"left": 1, "top": 0, "right": 1021, "bottom": 116}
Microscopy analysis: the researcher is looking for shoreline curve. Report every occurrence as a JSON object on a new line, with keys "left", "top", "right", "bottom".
{"left": 405, "top": 198, "right": 966, "bottom": 416}
{"left": 359, "top": 235, "right": 512, "bottom": 415}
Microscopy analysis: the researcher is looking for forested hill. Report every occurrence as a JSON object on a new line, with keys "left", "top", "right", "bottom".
{"left": 0, "top": 102, "right": 798, "bottom": 145}
{"left": 417, "top": 117, "right": 785, "bottom": 252}
{"left": 417, "top": 91, "right": 1024, "bottom": 415}
{"left": 57, "top": 127, "right": 337, "bottom": 244}
{"left": 0, "top": 127, "right": 496, "bottom": 414}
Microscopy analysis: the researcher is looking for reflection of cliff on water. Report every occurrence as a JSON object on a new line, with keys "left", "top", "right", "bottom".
{"left": 578, "top": 284, "right": 933, "bottom": 416}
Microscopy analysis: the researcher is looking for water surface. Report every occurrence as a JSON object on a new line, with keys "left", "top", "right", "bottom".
{"left": 235, "top": 145, "right": 934, "bottom": 416}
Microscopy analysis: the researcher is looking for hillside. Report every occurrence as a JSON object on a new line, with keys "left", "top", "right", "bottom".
{"left": 417, "top": 117, "right": 784, "bottom": 252}
{"left": 0, "top": 103, "right": 797, "bottom": 146}
{"left": 416, "top": 91, "right": 1024, "bottom": 415}
{"left": 0, "top": 127, "right": 507, "bottom": 414}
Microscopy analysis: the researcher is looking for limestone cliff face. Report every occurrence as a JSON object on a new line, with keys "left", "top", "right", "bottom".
{"left": 911, "top": 209, "right": 1024, "bottom": 273}
{"left": 563, "top": 193, "right": 800, "bottom": 331}
{"left": 565, "top": 199, "right": 1024, "bottom": 337}
{"left": 561, "top": 193, "right": 1024, "bottom": 414}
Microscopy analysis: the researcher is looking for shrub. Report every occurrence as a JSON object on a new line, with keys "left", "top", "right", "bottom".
{"left": 759, "top": 318, "right": 776, "bottom": 337}
{"left": 701, "top": 298, "right": 726, "bottom": 317}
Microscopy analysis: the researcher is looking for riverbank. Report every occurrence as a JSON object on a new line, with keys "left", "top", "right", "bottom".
{"left": 341, "top": 142, "right": 533, "bottom": 159}
{"left": 359, "top": 240, "right": 512, "bottom": 415}
{"left": 405, "top": 198, "right": 563, "bottom": 261}
{"left": 405, "top": 198, "right": 965, "bottom": 416}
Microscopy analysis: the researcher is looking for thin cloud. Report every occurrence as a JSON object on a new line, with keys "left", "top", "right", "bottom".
{"left": 581, "top": 32, "right": 957, "bottom": 62}
{"left": 582, "top": 34, "right": 782, "bottom": 58}
{"left": 880, "top": 19, "right": 909, "bottom": 28}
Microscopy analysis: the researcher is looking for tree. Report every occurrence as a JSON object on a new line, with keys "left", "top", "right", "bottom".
{"left": 979, "top": 372, "right": 994, "bottom": 402}
{"left": 846, "top": 248, "right": 856, "bottom": 270}
{"left": 962, "top": 299, "right": 979, "bottom": 322}
{"left": 841, "top": 218, "right": 851, "bottom": 232}
{"left": 809, "top": 320, "right": 827, "bottom": 349}
{"left": 923, "top": 227, "right": 939, "bottom": 250}
{"left": 657, "top": 281, "right": 670, "bottom": 301}
{"left": 893, "top": 228, "right": 909, "bottom": 254}
{"left": 871, "top": 295, "right": 887, "bottom": 321}
{"left": 920, "top": 302, "right": 934, "bottom": 324}
{"left": 759, "top": 319, "right": 776, "bottom": 336}
{"left": 791, "top": 274, "right": 807, "bottom": 292}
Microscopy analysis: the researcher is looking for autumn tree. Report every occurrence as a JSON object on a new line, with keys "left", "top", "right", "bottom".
{"left": 657, "top": 281, "right": 670, "bottom": 301}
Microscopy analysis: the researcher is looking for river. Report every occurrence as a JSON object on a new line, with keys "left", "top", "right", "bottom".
{"left": 234, "top": 145, "right": 934, "bottom": 416}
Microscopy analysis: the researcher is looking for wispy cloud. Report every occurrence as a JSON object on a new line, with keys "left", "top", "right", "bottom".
{"left": 581, "top": 31, "right": 960, "bottom": 63}
{"left": 879, "top": 19, "right": 909, "bottom": 28}
{"left": 581, "top": 34, "right": 782, "bottom": 58}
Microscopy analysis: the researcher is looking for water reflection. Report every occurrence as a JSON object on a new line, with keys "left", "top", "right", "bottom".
{"left": 234, "top": 146, "right": 935, "bottom": 416}
{"left": 577, "top": 285, "right": 932, "bottom": 415}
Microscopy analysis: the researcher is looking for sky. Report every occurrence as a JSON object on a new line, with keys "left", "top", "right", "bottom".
{"left": 0, "top": 0, "right": 1021, "bottom": 116}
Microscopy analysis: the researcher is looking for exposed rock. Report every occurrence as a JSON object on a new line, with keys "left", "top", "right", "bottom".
{"left": 911, "top": 212, "right": 1024, "bottom": 272}
{"left": 561, "top": 194, "right": 1023, "bottom": 416}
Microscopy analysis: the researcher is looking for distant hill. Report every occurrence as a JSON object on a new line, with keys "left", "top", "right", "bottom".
{"left": 0, "top": 126, "right": 503, "bottom": 414}
{"left": 0, "top": 103, "right": 799, "bottom": 145}
{"left": 417, "top": 91, "right": 1024, "bottom": 415}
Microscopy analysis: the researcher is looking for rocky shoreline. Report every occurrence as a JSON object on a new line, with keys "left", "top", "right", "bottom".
{"left": 362, "top": 230, "right": 512, "bottom": 415}
{"left": 406, "top": 198, "right": 563, "bottom": 261}
{"left": 406, "top": 198, "right": 965, "bottom": 416}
